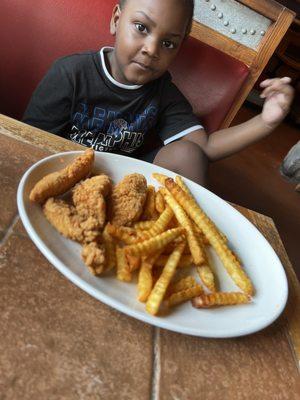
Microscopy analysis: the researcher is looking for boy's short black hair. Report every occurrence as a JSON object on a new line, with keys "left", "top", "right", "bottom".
{"left": 118, "top": 0, "right": 194, "bottom": 37}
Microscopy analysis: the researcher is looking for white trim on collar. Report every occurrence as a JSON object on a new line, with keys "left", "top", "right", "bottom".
{"left": 99, "top": 47, "right": 143, "bottom": 90}
{"left": 164, "top": 125, "right": 204, "bottom": 145}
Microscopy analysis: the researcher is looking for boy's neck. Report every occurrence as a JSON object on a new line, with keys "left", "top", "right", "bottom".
{"left": 104, "top": 49, "right": 114, "bottom": 77}
{"left": 100, "top": 47, "right": 143, "bottom": 90}
{"left": 105, "top": 48, "right": 140, "bottom": 87}
{"left": 105, "top": 49, "right": 126, "bottom": 85}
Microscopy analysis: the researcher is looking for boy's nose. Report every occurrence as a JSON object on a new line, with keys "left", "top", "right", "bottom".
{"left": 141, "top": 38, "right": 159, "bottom": 59}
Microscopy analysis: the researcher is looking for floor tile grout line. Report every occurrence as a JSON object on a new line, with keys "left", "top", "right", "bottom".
{"left": 151, "top": 327, "right": 161, "bottom": 400}
{"left": 0, "top": 215, "right": 20, "bottom": 247}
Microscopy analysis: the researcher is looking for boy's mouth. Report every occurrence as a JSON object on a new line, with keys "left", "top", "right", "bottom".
{"left": 132, "top": 60, "right": 154, "bottom": 72}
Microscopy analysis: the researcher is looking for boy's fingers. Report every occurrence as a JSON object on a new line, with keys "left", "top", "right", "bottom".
{"left": 260, "top": 82, "right": 294, "bottom": 99}
{"left": 260, "top": 79, "right": 282, "bottom": 93}
{"left": 280, "top": 76, "right": 292, "bottom": 83}
{"left": 260, "top": 76, "right": 291, "bottom": 88}
{"left": 276, "top": 93, "right": 291, "bottom": 111}
{"left": 260, "top": 86, "right": 279, "bottom": 98}
{"left": 262, "top": 91, "right": 288, "bottom": 104}
{"left": 268, "top": 93, "right": 291, "bottom": 113}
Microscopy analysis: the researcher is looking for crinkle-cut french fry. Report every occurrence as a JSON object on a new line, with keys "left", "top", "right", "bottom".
{"left": 135, "top": 230, "right": 149, "bottom": 240}
{"left": 138, "top": 260, "right": 153, "bottom": 302}
{"left": 155, "top": 190, "right": 166, "bottom": 214}
{"left": 142, "top": 185, "right": 158, "bottom": 220}
{"left": 165, "top": 179, "right": 254, "bottom": 295}
{"left": 106, "top": 223, "right": 137, "bottom": 245}
{"left": 158, "top": 190, "right": 179, "bottom": 228}
{"left": 174, "top": 177, "right": 227, "bottom": 244}
{"left": 124, "top": 227, "right": 185, "bottom": 257}
{"left": 102, "top": 224, "right": 116, "bottom": 271}
{"left": 133, "top": 221, "right": 155, "bottom": 230}
{"left": 116, "top": 246, "right": 132, "bottom": 282}
{"left": 166, "top": 285, "right": 203, "bottom": 307}
{"left": 139, "top": 206, "right": 174, "bottom": 241}
{"left": 232, "top": 250, "right": 242, "bottom": 265}
{"left": 175, "top": 175, "right": 192, "bottom": 196}
{"left": 218, "top": 230, "right": 227, "bottom": 244}
{"left": 175, "top": 175, "right": 228, "bottom": 244}
{"left": 158, "top": 187, "right": 169, "bottom": 196}
{"left": 163, "top": 192, "right": 205, "bottom": 265}
{"left": 81, "top": 241, "right": 106, "bottom": 276}
{"left": 152, "top": 191, "right": 161, "bottom": 217}
{"left": 162, "top": 239, "right": 190, "bottom": 255}
{"left": 155, "top": 254, "right": 193, "bottom": 268}
{"left": 117, "top": 226, "right": 137, "bottom": 235}
{"left": 137, "top": 253, "right": 161, "bottom": 302}
{"left": 146, "top": 242, "right": 185, "bottom": 315}
{"left": 126, "top": 254, "right": 141, "bottom": 272}
{"left": 197, "top": 266, "right": 216, "bottom": 293}
{"left": 174, "top": 234, "right": 189, "bottom": 246}
{"left": 215, "top": 240, "right": 253, "bottom": 295}
{"left": 167, "top": 276, "right": 197, "bottom": 296}
{"left": 165, "top": 179, "right": 223, "bottom": 244}
{"left": 152, "top": 173, "right": 169, "bottom": 186}
{"left": 192, "top": 292, "right": 251, "bottom": 308}
{"left": 196, "top": 233, "right": 217, "bottom": 292}
{"left": 175, "top": 175, "right": 224, "bottom": 246}
{"left": 158, "top": 186, "right": 167, "bottom": 196}
{"left": 192, "top": 222, "right": 209, "bottom": 246}
{"left": 177, "top": 176, "right": 228, "bottom": 244}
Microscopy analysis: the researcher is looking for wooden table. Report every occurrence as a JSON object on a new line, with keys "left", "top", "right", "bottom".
{"left": 0, "top": 114, "right": 299, "bottom": 399}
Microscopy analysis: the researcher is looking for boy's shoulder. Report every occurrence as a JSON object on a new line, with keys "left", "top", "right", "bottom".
{"left": 52, "top": 50, "right": 99, "bottom": 71}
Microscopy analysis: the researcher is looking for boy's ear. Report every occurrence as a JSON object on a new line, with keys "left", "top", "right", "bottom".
{"left": 110, "top": 5, "right": 122, "bottom": 36}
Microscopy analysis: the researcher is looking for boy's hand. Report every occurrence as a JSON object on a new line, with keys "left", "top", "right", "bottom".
{"left": 260, "top": 77, "right": 294, "bottom": 129}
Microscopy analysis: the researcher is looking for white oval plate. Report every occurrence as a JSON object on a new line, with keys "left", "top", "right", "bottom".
{"left": 17, "top": 151, "right": 288, "bottom": 338}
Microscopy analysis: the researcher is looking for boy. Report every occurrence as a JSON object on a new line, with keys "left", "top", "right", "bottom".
{"left": 23, "top": 0, "right": 294, "bottom": 185}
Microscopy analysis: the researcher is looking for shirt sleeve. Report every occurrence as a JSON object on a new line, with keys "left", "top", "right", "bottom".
{"left": 157, "top": 73, "right": 204, "bottom": 145}
{"left": 22, "top": 58, "right": 73, "bottom": 136}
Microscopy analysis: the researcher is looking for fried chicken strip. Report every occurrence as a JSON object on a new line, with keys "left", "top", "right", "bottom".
{"left": 43, "top": 197, "right": 100, "bottom": 243}
{"left": 81, "top": 241, "right": 106, "bottom": 276}
{"left": 30, "top": 149, "right": 94, "bottom": 203}
{"left": 72, "top": 174, "right": 112, "bottom": 228}
{"left": 109, "top": 173, "right": 147, "bottom": 226}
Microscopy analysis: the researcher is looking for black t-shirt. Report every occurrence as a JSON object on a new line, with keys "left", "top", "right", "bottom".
{"left": 23, "top": 47, "right": 203, "bottom": 156}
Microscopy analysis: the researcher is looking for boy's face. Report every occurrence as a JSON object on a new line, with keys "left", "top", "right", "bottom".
{"left": 109, "top": 0, "right": 189, "bottom": 85}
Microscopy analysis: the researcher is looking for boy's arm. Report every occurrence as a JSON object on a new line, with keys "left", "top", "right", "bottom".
{"left": 182, "top": 77, "right": 295, "bottom": 161}
{"left": 182, "top": 114, "right": 274, "bottom": 161}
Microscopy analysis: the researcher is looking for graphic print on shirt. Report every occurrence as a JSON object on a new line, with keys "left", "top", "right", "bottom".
{"left": 70, "top": 102, "right": 158, "bottom": 153}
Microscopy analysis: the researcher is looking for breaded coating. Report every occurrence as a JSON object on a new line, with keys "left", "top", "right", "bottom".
{"left": 43, "top": 197, "right": 100, "bottom": 243}
{"left": 81, "top": 241, "right": 106, "bottom": 275}
{"left": 72, "top": 175, "right": 112, "bottom": 228}
{"left": 109, "top": 173, "right": 147, "bottom": 226}
{"left": 30, "top": 149, "right": 94, "bottom": 203}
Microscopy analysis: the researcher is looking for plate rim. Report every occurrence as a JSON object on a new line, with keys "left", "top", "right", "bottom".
{"left": 17, "top": 150, "right": 289, "bottom": 338}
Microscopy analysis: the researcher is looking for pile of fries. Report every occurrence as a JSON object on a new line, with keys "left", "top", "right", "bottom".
{"left": 104, "top": 173, "right": 254, "bottom": 316}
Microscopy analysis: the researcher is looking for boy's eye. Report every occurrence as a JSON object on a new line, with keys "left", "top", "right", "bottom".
{"left": 163, "top": 40, "right": 175, "bottom": 49}
{"left": 135, "top": 23, "right": 147, "bottom": 33}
